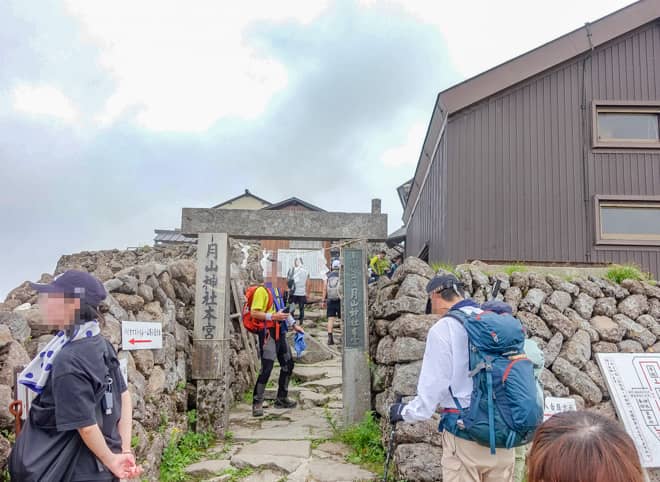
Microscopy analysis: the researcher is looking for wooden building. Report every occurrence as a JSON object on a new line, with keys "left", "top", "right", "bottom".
{"left": 403, "top": 0, "right": 660, "bottom": 277}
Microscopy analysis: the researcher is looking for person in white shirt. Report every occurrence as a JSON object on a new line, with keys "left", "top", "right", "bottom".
{"left": 389, "top": 274, "right": 515, "bottom": 482}
{"left": 289, "top": 257, "right": 310, "bottom": 324}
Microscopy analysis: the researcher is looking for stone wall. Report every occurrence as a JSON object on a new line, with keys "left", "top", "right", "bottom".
{"left": 0, "top": 242, "right": 263, "bottom": 480}
{"left": 369, "top": 257, "right": 660, "bottom": 481}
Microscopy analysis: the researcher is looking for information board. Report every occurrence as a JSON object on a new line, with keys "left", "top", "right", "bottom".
{"left": 596, "top": 353, "right": 660, "bottom": 468}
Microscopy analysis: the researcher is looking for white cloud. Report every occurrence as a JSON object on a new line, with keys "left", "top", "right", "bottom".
{"left": 381, "top": 121, "right": 427, "bottom": 167}
{"left": 12, "top": 84, "right": 78, "bottom": 121}
{"left": 65, "top": 0, "right": 329, "bottom": 132}
{"left": 362, "top": 0, "right": 631, "bottom": 80}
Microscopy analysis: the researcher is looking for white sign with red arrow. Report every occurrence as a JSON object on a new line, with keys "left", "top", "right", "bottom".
{"left": 121, "top": 321, "right": 163, "bottom": 351}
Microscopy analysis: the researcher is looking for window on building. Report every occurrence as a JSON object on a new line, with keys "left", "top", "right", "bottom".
{"left": 593, "top": 103, "right": 660, "bottom": 148}
{"left": 596, "top": 199, "right": 660, "bottom": 245}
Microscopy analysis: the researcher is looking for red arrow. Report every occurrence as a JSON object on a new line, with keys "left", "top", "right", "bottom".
{"left": 129, "top": 338, "right": 151, "bottom": 345}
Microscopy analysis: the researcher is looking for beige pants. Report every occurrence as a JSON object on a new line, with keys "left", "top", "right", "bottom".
{"left": 441, "top": 431, "right": 515, "bottom": 482}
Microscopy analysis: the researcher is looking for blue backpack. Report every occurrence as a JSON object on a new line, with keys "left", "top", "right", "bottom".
{"left": 440, "top": 309, "right": 543, "bottom": 454}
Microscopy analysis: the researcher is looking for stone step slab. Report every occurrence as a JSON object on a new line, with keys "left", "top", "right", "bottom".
{"left": 300, "top": 377, "right": 343, "bottom": 393}
{"left": 184, "top": 459, "right": 232, "bottom": 478}
{"left": 292, "top": 366, "right": 328, "bottom": 383}
{"left": 299, "top": 389, "right": 331, "bottom": 408}
{"left": 288, "top": 458, "right": 376, "bottom": 482}
{"left": 231, "top": 440, "right": 311, "bottom": 474}
{"left": 241, "top": 469, "right": 287, "bottom": 482}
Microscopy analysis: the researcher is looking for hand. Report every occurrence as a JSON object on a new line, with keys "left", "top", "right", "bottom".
{"left": 105, "top": 453, "right": 141, "bottom": 479}
{"left": 294, "top": 325, "right": 305, "bottom": 334}
{"left": 389, "top": 403, "right": 406, "bottom": 423}
{"left": 271, "top": 312, "right": 289, "bottom": 321}
{"left": 321, "top": 301, "right": 326, "bottom": 309}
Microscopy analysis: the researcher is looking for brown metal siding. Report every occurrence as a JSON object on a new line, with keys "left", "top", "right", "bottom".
{"left": 408, "top": 21, "right": 660, "bottom": 277}
{"left": 442, "top": 58, "right": 588, "bottom": 265}
{"left": 406, "top": 135, "right": 447, "bottom": 262}
{"left": 587, "top": 24, "right": 660, "bottom": 277}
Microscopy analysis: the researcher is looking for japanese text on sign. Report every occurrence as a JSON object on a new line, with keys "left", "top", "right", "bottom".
{"left": 597, "top": 353, "right": 660, "bottom": 468}
{"left": 121, "top": 321, "right": 163, "bottom": 351}
{"left": 544, "top": 397, "right": 577, "bottom": 421}
{"left": 342, "top": 249, "right": 365, "bottom": 349}
{"left": 201, "top": 238, "right": 219, "bottom": 339}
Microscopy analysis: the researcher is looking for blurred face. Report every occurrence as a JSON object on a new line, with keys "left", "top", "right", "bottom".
{"left": 295, "top": 258, "right": 301, "bottom": 267}
{"left": 378, "top": 253, "right": 385, "bottom": 259}
{"left": 37, "top": 293, "right": 80, "bottom": 330}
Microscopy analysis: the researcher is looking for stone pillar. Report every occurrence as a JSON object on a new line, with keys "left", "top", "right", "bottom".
{"left": 341, "top": 243, "right": 371, "bottom": 426}
{"left": 192, "top": 233, "right": 231, "bottom": 436}
{"left": 371, "top": 198, "right": 381, "bottom": 215}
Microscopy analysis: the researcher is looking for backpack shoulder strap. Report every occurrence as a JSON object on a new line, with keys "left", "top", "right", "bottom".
{"left": 445, "top": 309, "right": 468, "bottom": 325}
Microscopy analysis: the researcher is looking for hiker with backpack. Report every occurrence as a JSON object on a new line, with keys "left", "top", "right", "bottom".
{"left": 323, "top": 259, "right": 342, "bottom": 345}
{"left": 9, "top": 270, "right": 142, "bottom": 481}
{"left": 389, "top": 274, "right": 543, "bottom": 482}
{"left": 243, "top": 284, "right": 304, "bottom": 417}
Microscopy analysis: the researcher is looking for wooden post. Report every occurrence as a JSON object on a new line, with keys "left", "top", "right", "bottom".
{"left": 192, "top": 233, "right": 231, "bottom": 435}
{"left": 341, "top": 242, "right": 371, "bottom": 426}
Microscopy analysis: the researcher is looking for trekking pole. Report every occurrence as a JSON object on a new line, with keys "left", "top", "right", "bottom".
{"left": 383, "top": 394, "right": 403, "bottom": 482}
{"left": 490, "top": 279, "right": 502, "bottom": 301}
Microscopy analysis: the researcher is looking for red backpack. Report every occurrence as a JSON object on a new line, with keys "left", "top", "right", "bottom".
{"left": 242, "top": 286, "right": 276, "bottom": 335}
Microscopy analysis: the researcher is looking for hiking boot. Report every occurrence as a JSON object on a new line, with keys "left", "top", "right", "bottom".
{"left": 252, "top": 402, "right": 264, "bottom": 417}
{"left": 327, "top": 333, "right": 335, "bottom": 345}
{"left": 274, "top": 398, "right": 297, "bottom": 409}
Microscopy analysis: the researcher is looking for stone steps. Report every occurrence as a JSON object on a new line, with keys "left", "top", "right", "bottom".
{"left": 186, "top": 349, "right": 375, "bottom": 482}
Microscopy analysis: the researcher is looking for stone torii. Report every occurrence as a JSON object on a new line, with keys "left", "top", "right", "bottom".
{"left": 181, "top": 200, "right": 387, "bottom": 434}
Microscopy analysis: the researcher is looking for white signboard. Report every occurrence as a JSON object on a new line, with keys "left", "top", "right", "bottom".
{"left": 544, "top": 396, "right": 577, "bottom": 421}
{"left": 121, "top": 321, "right": 163, "bottom": 351}
{"left": 597, "top": 353, "right": 660, "bottom": 468}
{"left": 261, "top": 248, "right": 329, "bottom": 280}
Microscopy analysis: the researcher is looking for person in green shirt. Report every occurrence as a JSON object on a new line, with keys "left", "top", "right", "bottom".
{"left": 369, "top": 250, "right": 390, "bottom": 280}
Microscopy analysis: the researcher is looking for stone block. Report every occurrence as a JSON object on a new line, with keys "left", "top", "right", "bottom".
{"left": 540, "top": 304, "right": 577, "bottom": 338}
{"left": 572, "top": 293, "right": 595, "bottom": 320}
{"left": 388, "top": 314, "right": 439, "bottom": 342}
{"left": 590, "top": 316, "right": 626, "bottom": 343}
{"left": 618, "top": 294, "right": 649, "bottom": 320}
{"left": 394, "top": 443, "right": 443, "bottom": 482}
{"left": 519, "top": 288, "right": 546, "bottom": 314}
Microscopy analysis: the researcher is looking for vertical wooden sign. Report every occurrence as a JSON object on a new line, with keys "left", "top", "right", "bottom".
{"left": 192, "top": 233, "right": 230, "bottom": 380}
{"left": 341, "top": 244, "right": 371, "bottom": 425}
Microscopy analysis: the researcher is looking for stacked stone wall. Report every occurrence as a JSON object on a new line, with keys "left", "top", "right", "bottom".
{"left": 0, "top": 242, "right": 262, "bottom": 480}
{"left": 369, "top": 257, "right": 660, "bottom": 481}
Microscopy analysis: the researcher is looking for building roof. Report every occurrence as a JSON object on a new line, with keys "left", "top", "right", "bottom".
{"left": 211, "top": 189, "right": 271, "bottom": 209}
{"left": 440, "top": 0, "right": 659, "bottom": 116}
{"left": 154, "top": 229, "right": 196, "bottom": 244}
{"left": 386, "top": 225, "right": 407, "bottom": 247}
{"left": 262, "top": 197, "right": 326, "bottom": 212}
{"left": 403, "top": 0, "right": 660, "bottom": 225}
{"left": 396, "top": 179, "right": 413, "bottom": 209}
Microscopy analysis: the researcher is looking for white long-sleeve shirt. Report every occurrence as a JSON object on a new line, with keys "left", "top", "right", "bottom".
{"left": 401, "top": 305, "right": 482, "bottom": 422}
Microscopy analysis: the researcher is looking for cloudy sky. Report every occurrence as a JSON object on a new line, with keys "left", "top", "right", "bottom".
{"left": 0, "top": 0, "right": 631, "bottom": 298}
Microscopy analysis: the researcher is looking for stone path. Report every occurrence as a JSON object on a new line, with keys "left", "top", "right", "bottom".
{"left": 185, "top": 314, "right": 377, "bottom": 482}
